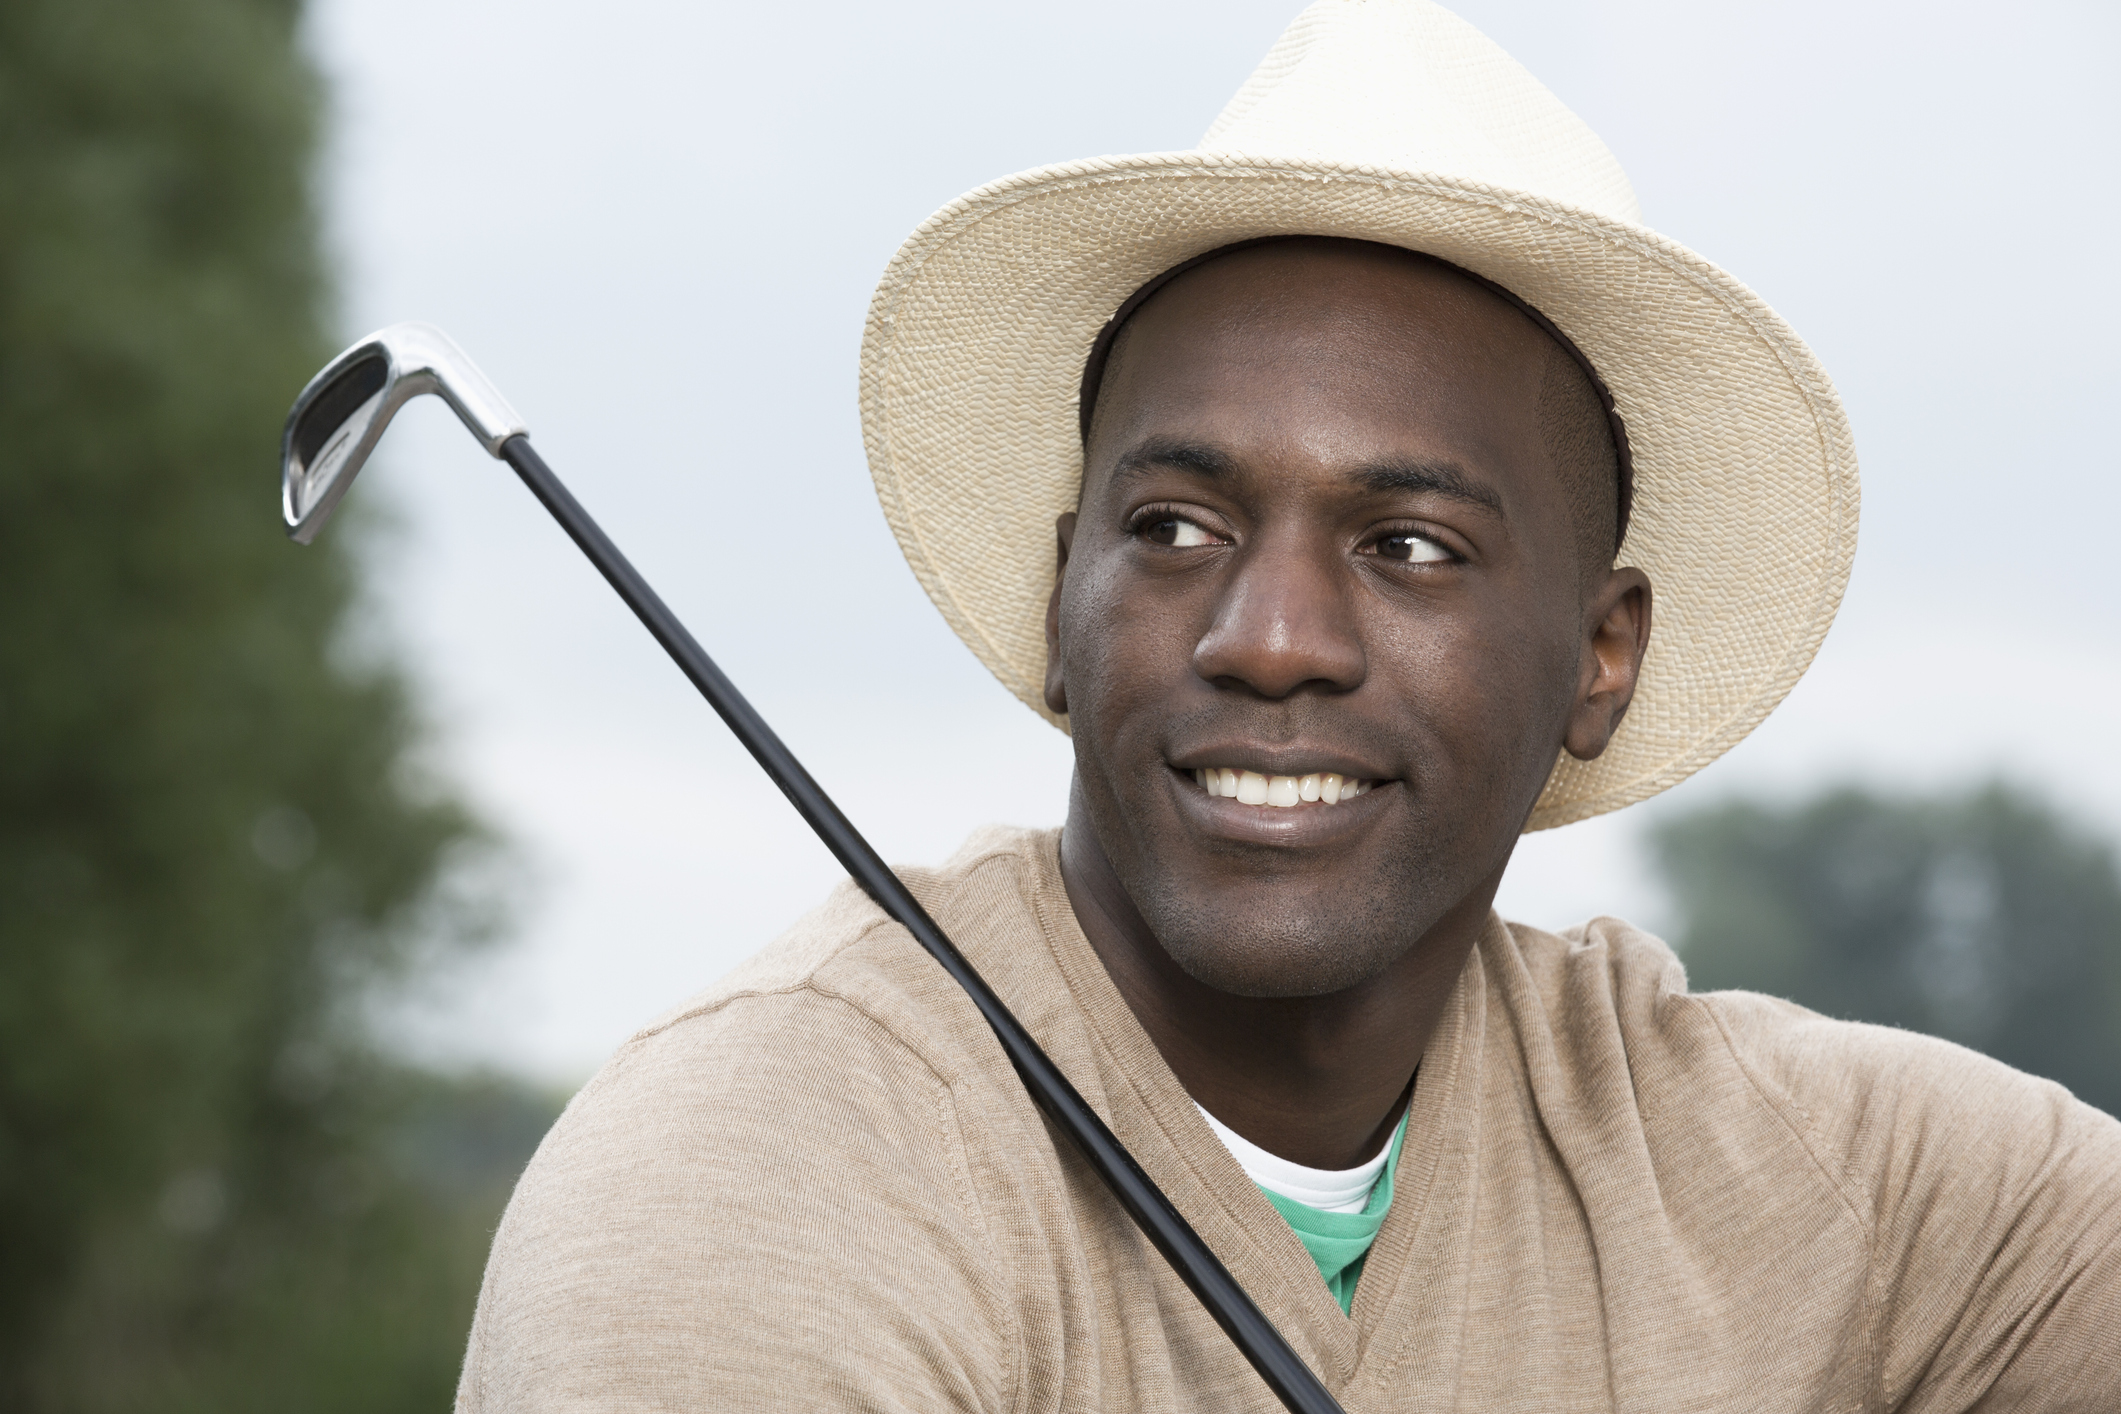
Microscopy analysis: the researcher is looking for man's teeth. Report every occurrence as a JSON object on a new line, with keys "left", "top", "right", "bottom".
{"left": 1190, "top": 768, "right": 1373, "bottom": 806}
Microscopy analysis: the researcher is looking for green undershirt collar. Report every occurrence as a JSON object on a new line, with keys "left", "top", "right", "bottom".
{"left": 1255, "top": 1111, "right": 1409, "bottom": 1314}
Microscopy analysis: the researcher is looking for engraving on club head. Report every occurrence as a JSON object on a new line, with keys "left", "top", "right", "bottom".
{"left": 280, "top": 322, "right": 528, "bottom": 543}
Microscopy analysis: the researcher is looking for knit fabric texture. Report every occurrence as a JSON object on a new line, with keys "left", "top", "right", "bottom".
{"left": 458, "top": 826, "right": 2121, "bottom": 1412}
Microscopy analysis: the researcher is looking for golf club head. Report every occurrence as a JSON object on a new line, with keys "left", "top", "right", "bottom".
{"left": 281, "top": 322, "right": 528, "bottom": 543}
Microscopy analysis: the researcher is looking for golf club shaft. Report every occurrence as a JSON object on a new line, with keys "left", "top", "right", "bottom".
{"left": 496, "top": 435, "right": 1343, "bottom": 1414}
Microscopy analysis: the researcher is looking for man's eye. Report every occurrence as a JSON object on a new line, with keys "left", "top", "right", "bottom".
{"left": 1375, "top": 533, "right": 1450, "bottom": 563}
{"left": 1144, "top": 516, "right": 1215, "bottom": 547}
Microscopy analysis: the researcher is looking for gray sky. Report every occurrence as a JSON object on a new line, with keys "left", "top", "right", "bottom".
{"left": 307, "top": 0, "right": 2120, "bottom": 1082}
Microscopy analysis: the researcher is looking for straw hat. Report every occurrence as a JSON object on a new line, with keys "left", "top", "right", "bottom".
{"left": 860, "top": 0, "right": 1858, "bottom": 830}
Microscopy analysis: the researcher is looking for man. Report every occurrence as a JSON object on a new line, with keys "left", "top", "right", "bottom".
{"left": 458, "top": 3, "right": 2121, "bottom": 1410}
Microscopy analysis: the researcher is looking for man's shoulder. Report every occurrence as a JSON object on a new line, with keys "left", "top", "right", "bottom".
{"left": 507, "top": 825, "right": 1062, "bottom": 1236}
{"left": 464, "top": 830, "right": 1066, "bottom": 1412}
{"left": 603, "top": 823, "right": 1061, "bottom": 1091}
{"left": 1682, "top": 972, "right": 2121, "bottom": 1210}
{"left": 1501, "top": 910, "right": 2053, "bottom": 1092}
{"left": 1499, "top": 913, "right": 2121, "bottom": 1206}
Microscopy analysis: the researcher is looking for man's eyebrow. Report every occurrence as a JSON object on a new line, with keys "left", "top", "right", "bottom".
{"left": 1353, "top": 459, "right": 1504, "bottom": 515}
{"left": 1105, "top": 441, "right": 1505, "bottom": 517}
{"left": 1107, "top": 438, "right": 1239, "bottom": 487}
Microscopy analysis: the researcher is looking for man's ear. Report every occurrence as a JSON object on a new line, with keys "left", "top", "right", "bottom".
{"left": 1563, "top": 567, "right": 1652, "bottom": 761}
{"left": 1043, "top": 512, "right": 1078, "bottom": 716}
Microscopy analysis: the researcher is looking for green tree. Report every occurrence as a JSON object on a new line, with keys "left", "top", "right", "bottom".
{"left": 0, "top": 0, "right": 547, "bottom": 1407}
{"left": 1652, "top": 782, "right": 2121, "bottom": 1117}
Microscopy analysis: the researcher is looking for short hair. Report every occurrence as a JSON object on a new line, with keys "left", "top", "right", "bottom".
{"left": 1539, "top": 335, "right": 1622, "bottom": 576}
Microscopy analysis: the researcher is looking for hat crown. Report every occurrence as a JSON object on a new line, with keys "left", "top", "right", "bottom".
{"left": 1201, "top": 0, "right": 1642, "bottom": 226}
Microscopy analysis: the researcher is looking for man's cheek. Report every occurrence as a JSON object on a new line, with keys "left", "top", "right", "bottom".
{"left": 1074, "top": 600, "right": 1192, "bottom": 715}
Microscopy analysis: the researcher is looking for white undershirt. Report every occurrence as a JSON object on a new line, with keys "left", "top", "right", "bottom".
{"left": 1195, "top": 1103, "right": 1394, "bottom": 1214}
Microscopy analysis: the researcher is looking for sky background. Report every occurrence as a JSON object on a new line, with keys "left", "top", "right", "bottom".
{"left": 303, "top": 0, "right": 2119, "bottom": 1083}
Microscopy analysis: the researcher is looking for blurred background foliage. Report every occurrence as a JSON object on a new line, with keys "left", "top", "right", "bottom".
{"left": 1655, "top": 782, "right": 2121, "bottom": 1118}
{"left": 0, "top": 0, "right": 2114, "bottom": 1409}
{"left": 0, "top": 0, "right": 558, "bottom": 1409}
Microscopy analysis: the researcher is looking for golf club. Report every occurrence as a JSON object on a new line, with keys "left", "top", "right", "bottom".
{"left": 281, "top": 323, "right": 1347, "bottom": 1414}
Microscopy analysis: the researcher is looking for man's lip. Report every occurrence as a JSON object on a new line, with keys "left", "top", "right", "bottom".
{"left": 1167, "top": 765, "right": 1395, "bottom": 846}
{"left": 1166, "top": 746, "right": 1393, "bottom": 782}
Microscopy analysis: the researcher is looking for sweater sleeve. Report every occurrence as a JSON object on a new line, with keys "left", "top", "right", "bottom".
{"left": 455, "top": 986, "right": 1019, "bottom": 1414}
{"left": 1721, "top": 1000, "right": 2121, "bottom": 1411}
{"left": 1877, "top": 1069, "right": 2121, "bottom": 1413}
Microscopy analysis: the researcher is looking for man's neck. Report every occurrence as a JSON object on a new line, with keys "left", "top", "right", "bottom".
{"left": 1058, "top": 800, "right": 1501, "bottom": 1171}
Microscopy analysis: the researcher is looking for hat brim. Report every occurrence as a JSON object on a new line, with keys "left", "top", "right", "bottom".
{"left": 860, "top": 152, "right": 1858, "bottom": 831}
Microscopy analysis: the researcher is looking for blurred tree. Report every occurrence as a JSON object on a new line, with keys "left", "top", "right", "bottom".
{"left": 1652, "top": 783, "right": 2121, "bottom": 1117}
{"left": 0, "top": 0, "right": 550, "bottom": 1408}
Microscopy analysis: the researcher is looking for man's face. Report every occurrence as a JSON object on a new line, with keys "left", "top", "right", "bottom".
{"left": 1046, "top": 241, "right": 1646, "bottom": 998}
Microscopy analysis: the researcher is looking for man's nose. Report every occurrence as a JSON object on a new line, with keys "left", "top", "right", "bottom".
{"left": 1191, "top": 533, "right": 1367, "bottom": 700}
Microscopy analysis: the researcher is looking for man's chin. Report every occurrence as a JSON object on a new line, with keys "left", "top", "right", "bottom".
{"left": 1150, "top": 902, "right": 1421, "bottom": 1000}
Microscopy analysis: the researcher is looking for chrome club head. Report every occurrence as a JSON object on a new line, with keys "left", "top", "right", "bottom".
{"left": 280, "top": 321, "right": 528, "bottom": 543}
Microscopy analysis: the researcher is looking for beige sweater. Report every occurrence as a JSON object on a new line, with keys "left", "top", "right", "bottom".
{"left": 459, "top": 827, "right": 2121, "bottom": 1412}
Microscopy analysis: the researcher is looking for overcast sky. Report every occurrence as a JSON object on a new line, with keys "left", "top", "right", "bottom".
{"left": 304, "top": 0, "right": 2119, "bottom": 1082}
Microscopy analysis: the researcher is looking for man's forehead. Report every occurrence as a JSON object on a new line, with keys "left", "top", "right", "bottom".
{"left": 1085, "top": 242, "right": 1552, "bottom": 491}
{"left": 1111, "top": 240, "right": 1544, "bottom": 377}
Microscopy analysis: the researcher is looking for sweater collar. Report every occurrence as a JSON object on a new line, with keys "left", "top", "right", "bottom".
{"left": 1015, "top": 826, "right": 1493, "bottom": 1386}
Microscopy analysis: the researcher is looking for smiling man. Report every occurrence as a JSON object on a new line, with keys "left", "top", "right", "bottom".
{"left": 458, "top": 4, "right": 2121, "bottom": 1411}
{"left": 1051, "top": 237, "right": 1653, "bottom": 1185}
